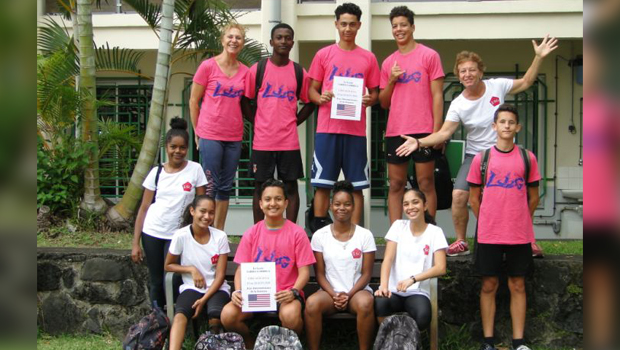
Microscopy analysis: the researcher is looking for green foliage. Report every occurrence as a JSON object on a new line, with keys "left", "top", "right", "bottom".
{"left": 98, "top": 119, "right": 144, "bottom": 188}
{"left": 37, "top": 135, "right": 93, "bottom": 216}
{"left": 566, "top": 284, "right": 583, "bottom": 295}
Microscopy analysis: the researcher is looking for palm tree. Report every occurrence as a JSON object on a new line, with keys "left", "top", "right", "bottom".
{"left": 77, "top": 0, "right": 107, "bottom": 214}
{"left": 107, "top": 0, "right": 266, "bottom": 227}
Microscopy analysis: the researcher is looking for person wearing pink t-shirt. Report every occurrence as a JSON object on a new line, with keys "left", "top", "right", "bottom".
{"left": 189, "top": 23, "right": 249, "bottom": 231}
{"left": 307, "top": 3, "right": 380, "bottom": 231}
{"left": 378, "top": 6, "right": 445, "bottom": 224}
{"left": 467, "top": 105, "right": 541, "bottom": 350}
{"left": 241, "top": 23, "right": 315, "bottom": 225}
{"left": 220, "top": 179, "right": 316, "bottom": 349}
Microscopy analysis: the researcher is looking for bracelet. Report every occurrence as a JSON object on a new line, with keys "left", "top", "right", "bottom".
{"left": 415, "top": 138, "right": 421, "bottom": 148}
{"left": 233, "top": 290, "right": 241, "bottom": 294}
{"left": 410, "top": 275, "right": 417, "bottom": 284}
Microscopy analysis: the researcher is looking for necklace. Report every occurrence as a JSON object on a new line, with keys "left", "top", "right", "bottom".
{"left": 331, "top": 224, "right": 355, "bottom": 250}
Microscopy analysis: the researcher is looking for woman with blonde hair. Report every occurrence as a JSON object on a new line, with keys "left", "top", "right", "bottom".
{"left": 190, "top": 22, "right": 249, "bottom": 230}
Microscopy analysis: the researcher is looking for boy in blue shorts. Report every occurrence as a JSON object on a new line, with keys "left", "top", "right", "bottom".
{"left": 307, "top": 2, "right": 380, "bottom": 230}
{"left": 467, "top": 104, "right": 541, "bottom": 350}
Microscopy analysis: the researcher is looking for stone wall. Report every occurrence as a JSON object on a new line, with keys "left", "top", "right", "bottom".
{"left": 37, "top": 248, "right": 582, "bottom": 348}
{"left": 37, "top": 248, "right": 151, "bottom": 337}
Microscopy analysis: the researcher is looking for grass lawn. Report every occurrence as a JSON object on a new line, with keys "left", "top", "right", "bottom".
{"left": 37, "top": 228, "right": 583, "bottom": 256}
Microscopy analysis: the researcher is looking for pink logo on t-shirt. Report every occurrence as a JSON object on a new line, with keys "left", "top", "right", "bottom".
{"left": 490, "top": 96, "right": 500, "bottom": 107}
{"left": 211, "top": 254, "right": 219, "bottom": 265}
{"left": 423, "top": 245, "right": 430, "bottom": 255}
{"left": 351, "top": 248, "right": 362, "bottom": 259}
{"left": 182, "top": 182, "right": 192, "bottom": 192}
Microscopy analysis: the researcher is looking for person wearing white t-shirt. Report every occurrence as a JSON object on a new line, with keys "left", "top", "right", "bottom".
{"left": 375, "top": 188, "right": 448, "bottom": 330}
{"left": 305, "top": 181, "right": 377, "bottom": 350}
{"left": 165, "top": 195, "right": 230, "bottom": 350}
{"left": 395, "top": 36, "right": 558, "bottom": 257}
{"left": 131, "top": 118, "right": 208, "bottom": 309}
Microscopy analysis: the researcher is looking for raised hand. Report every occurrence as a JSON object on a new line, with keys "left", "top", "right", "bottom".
{"left": 390, "top": 61, "right": 405, "bottom": 84}
{"left": 533, "top": 34, "right": 559, "bottom": 59}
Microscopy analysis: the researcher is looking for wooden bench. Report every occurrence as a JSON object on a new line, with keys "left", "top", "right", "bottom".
{"left": 165, "top": 243, "right": 439, "bottom": 350}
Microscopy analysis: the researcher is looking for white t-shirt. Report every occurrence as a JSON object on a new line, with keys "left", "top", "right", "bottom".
{"left": 168, "top": 225, "right": 231, "bottom": 295}
{"left": 445, "top": 78, "right": 514, "bottom": 155}
{"left": 384, "top": 221, "right": 448, "bottom": 299}
{"left": 142, "top": 161, "right": 207, "bottom": 239}
{"left": 311, "top": 225, "right": 377, "bottom": 293}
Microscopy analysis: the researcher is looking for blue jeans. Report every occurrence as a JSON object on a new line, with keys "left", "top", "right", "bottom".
{"left": 199, "top": 138, "right": 242, "bottom": 201}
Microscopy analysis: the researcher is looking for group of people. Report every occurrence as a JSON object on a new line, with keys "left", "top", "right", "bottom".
{"left": 130, "top": 3, "right": 558, "bottom": 350}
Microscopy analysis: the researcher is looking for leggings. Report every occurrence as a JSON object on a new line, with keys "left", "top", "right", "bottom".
{"left": 374, "top": 294, "right": 432, "bottom": 330}
{"left": 141, "top": 233, "right": 180, "bottom": 308}
{"left": 199, "top": 139, "right": 242, "bottom": 201}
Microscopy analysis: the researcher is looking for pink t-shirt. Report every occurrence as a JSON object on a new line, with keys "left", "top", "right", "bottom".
{"left": 380, "top": 44, "right": 444, "bottom": 136}
{"left": 234, "top": 220, "right": 316, "bottom": 293}
{"left": 244, "top": 60, "right": 310, "bottom": 151}
{"left": 583, "top": 94, "right": 618, "bottom": 226}
{"left": 308, "top": 44, "right": 380, "bottom": 137}
{"left": 467, "top": 146, "right": 541, "bottom": 245}
{"left": 193, "top": 58, "right": 249, "bottom": 141}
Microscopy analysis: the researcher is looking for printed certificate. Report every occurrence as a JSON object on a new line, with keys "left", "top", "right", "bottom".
{"left": 330, "top": 76, "right": 363, "bottom": 121}
{"left": 241, "top": 262, "right": 277, "bottom": 312}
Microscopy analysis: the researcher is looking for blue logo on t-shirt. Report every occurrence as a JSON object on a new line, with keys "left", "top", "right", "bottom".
{"left": 261, "top": 82, "right": 295, "bottom": 101}
{"left": 254, "top": 247, "right": 291, "bottom": 268}
{"left": 328, "top": 65, "right": 364, "bottom": 81}
{"left": 486, "top": 171, "right": 525, "bottom": 190}
{"left": 213, "top": 81, "right": 243, "bottom": 98}
{"left": 397, "top": 71, "right": 422, "bottom": 84}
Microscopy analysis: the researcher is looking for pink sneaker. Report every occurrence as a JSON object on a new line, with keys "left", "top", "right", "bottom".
{"left": 531, "top": 242, "right": 544, "bottom": 258}
{"left": 447, "top": 240, "right": 470, "bottom": 256}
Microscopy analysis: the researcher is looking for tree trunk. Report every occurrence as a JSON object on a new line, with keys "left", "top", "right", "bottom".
{"left": 107, "top": 0, "right": 176, "bottom": 227}
{"left": 77, "top": 0, "right": 107, "bottom": 214}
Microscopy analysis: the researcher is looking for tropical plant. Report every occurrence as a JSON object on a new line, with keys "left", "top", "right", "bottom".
{"left": 107, "top": 0, "right": 267, "bottom": 227}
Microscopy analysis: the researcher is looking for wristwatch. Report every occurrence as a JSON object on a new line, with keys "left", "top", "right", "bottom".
{"left": 290, "top": 288, "right": 300, "bottom": 299}
{"left": 410, "top": 275, "right": 417, "bottom": 284}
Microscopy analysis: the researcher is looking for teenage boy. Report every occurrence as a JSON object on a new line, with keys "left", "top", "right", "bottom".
{"left": 307, "top": 2, "right": 380, "bottom": 230}
{"left": 242, "top": 23, "right": 315, "bottom": 224}
{"left": 467, "top": 104, "right": 541, "bottom": 350}
{"left": 378, "top": 6, "right": 444, "bottom": 223}
{"left": 220, "top": 179, "right": 316, "bottom": 349}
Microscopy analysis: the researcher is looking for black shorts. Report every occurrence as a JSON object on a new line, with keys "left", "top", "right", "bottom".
{"left": 250, "top": 150, "right": 304, "bottom": 182}
{"left": 386, "top": 133, "right": 441, "bottom": 164}
{"left": 474, "top": 243, "right": 533, "bottom": 277}
{"left": 174, "top": 289, "right": 230, "bottom": 320}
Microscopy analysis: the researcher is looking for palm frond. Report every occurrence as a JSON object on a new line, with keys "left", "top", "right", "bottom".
{"left": 237, "top": 38, "right": 269, "bottom": 66}
{"left": 95, "top": 42, "right": 146, "bottom": 76}
{"left": 122, "top": 0, "right": 161, "bottom": 29}
{"left": 38, "top": 17, "right": 77, "bottom": 56}
{"left": 55, "top": 0, "right": 74, "bottom": 21}
{"left": 37, "top": 51, "right": 81, "bottom": 126}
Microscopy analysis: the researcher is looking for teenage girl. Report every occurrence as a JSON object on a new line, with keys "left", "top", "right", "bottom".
{"left": 305, "top": 181, "right": 376, "bottom": 350}
{"left": 374, "top": 188, "right": 448, "bottom": 330}
{"left": 165, "top": 195, "right": 231, "bottom": 350}
{"left": 131, "top": 117, "right": 207, "bottom": 308}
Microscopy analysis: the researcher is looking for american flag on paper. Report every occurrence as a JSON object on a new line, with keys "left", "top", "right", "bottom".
{"left": 248, "top": 293, "right": 271, "bottom": 307}
{"left": 336, "top": 103, "right": 356, "bottom": 118}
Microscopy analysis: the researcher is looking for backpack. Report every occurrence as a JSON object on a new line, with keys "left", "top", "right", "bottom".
{"left": 255, "top": 58, "right": 304, "bottom": 101}
{"left": 254, "top": 325, "right": 303, "bottom": 350}
{"left": 408, "top": 154, "right": 453, "bottom": 211}
{"left": 479, "top": 145, "right": 531, "bottom": 198}
{"left": 122, "top": 305, "right": 170, "bottom": 350}
{"left": 373, "top": 315, "right": 421, "bottom": 350}
{"left": 151, "top": 164, "right": 163, "bottom": 204}
{"left": 194, "top": 331, "right": 245, "bottom": 350}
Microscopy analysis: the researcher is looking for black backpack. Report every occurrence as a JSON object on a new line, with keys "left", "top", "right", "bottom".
{"left": 373, "top": 315, "right": 421, "bottom": 350}
{"left": 122, "top": 305, "right": 170, "bottom": 350}
{"left": 407, "top": 154, "right": 453, "bottom": 211}
{"left": 254, "top": 325, "right": 303, "bottom": 350}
